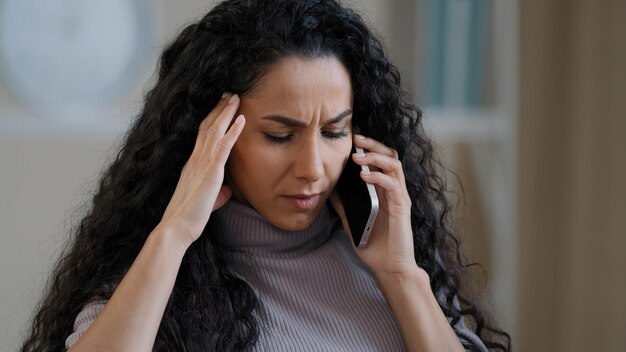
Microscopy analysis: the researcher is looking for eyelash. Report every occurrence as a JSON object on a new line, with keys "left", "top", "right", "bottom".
{"left": 264, "top": 131, "right": 348, "bottom": 144}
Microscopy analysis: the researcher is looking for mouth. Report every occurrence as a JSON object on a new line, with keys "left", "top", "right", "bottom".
{"left": 282, "top": 193, "right": 321, "bottom": 210}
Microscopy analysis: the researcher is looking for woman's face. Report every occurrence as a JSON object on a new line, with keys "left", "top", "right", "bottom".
{"left": 228, "top": 56, "right": 353, "bottom": 231}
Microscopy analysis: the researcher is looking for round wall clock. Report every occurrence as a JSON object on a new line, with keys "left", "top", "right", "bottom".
{"left": 0, "top": 0, "right": 156, "bottom": 123}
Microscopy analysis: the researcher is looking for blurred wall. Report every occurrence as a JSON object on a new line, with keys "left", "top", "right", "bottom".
{"left": 518, "top": 0, "right": 626, "bottom": 351}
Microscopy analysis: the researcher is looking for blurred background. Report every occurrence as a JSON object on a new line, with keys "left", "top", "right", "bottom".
{"left": 0, "top": 0, "right": 624, "bottom": 351}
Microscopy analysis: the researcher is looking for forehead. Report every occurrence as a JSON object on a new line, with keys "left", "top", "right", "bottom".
{"left": 240, "top": 56, "right": 353, "bottom": 116}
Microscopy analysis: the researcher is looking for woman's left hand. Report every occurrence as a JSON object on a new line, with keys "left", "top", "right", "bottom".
{"left": 330, "top": 134, "right": 419, "bottom": 278}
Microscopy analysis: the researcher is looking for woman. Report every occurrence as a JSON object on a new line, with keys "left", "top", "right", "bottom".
{"left": 21, "top": 0, "right": 511, "bottom": 351}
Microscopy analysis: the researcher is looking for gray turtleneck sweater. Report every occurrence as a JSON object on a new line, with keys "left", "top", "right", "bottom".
{"left": 65, "top": 200, "right": 488, "bottom": 351}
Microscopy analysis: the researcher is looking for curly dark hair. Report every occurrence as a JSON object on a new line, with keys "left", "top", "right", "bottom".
{"left": 20, "top": 0, "right": 511, "bottom": 351}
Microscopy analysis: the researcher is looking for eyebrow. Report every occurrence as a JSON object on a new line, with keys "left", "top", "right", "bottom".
{"left": 260, "top": 109, "right": 353, "bottom": 128}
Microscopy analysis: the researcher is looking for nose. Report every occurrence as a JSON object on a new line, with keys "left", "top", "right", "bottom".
{"left": 292, "top": 137, "right": 325, "bottom": 182}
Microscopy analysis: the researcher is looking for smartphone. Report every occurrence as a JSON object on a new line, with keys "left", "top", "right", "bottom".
{"left": 336, "top": 142, "right": 379, "bottom": 248}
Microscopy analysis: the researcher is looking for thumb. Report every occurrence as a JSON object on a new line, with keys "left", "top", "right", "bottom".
{"left": 213, "top": 185, "right": 233, "bottom": 211}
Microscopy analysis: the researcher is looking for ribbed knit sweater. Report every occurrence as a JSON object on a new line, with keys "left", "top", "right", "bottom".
{"left": 65, "top": 200, "right": 488, "bottom": 351}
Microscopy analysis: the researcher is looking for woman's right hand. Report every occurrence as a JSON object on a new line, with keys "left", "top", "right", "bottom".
{"left": 156, "top": 93, "right": 245, "bottom": 248}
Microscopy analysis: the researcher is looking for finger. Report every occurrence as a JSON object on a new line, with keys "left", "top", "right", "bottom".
{"left": 352, "top": 152, "right": 404, "bottom": 179}
{"left": 360, "top": 170, "right": 411, "bottom": 208}
{"left": 212, "top": 114, "right": 246, "bottom": 165}
{"left": 195, "top": 92, "right": 234, "bottom": 151}
{"left": 201, "top": 94, "right": 241, "bottom": 157}
{"left": 212, "top": 94, "right": 241, "bottom": 136}
{"left": 353, "top": 134, "right": 398, "bottom": 159}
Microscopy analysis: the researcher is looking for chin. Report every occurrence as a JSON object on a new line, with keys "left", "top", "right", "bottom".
{"left": 272, "top": 215, "right": 316, "bottom": 232}
{"left": 264, "top": 209, "right": 321, "bottom": 232}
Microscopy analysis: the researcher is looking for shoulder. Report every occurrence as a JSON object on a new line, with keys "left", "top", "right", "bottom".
{"left": 64, "top": 299, "right": 108, "bottom": 350}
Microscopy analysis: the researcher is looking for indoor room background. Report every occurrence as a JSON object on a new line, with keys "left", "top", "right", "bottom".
{"left": 1, "top": 1, "right": 624, "bottom": 351}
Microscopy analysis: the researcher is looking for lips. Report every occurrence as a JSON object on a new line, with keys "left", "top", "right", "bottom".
{"left": 283, "top": 193, "right": 321, "bottom": 210}
{"left": 286, "top": 193, "right": 320, "bottom": 198}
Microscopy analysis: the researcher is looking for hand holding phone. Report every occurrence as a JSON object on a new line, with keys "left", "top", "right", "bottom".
{"left": 336, "top": 143, "right": 379, "bottom": 248}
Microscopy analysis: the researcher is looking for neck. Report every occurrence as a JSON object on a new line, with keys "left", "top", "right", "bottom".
{"left": 211, "top": 199, "right": 335, "bottom": 257}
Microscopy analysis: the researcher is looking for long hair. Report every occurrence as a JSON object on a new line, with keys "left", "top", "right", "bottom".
{"left": 21, "top": 0, "right": 511, "bottom": 350}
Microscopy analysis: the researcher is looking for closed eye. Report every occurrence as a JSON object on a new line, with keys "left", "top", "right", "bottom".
{"left": 264, "top": 133, "right": 292, "bottom": 144}
{"left": 264, "top": 130, "right": 348, "bottom": 144}
{"left": 322, "top": 130, "right": 348, "bottom": 140}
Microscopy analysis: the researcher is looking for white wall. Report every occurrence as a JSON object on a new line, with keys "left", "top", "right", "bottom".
{"left": 0, "top": 1, "right": 391, "bottom": 350}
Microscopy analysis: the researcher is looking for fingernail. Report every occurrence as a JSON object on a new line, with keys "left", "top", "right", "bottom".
{"left": 361, "top": 169, "right": 371, "bottom": 176}
{"left": 352, "top": 152, "right": 365, "bottom": 158}
{"left": 235, "top": 114, "right": 245, "bottom": 124}
{"left": 221, "top": 92, "right": 231, "bottom": 100}
{"left": 228, "top": 94, "right": 238, "bottom": 104}
{"left": 355, "top": 134, "right": 366, "bottom": 140}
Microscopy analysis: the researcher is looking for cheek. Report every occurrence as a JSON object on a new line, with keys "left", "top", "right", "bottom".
{"left": 327, "top": 140, "right": 353, "bottom": 179}
{"left": 231, "top": 136, "right": 286, "bottom": 182}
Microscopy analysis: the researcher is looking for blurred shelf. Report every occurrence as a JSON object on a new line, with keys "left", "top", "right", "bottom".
{"left": 422, "top": 107, "right": 514, "bottom": 143}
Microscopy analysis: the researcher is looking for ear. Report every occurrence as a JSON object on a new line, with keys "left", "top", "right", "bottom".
{"left": 213, "top": 185, "right": 233, "bottom": 211}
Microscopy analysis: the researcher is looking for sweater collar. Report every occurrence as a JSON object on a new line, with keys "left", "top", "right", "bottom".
{"left": 211, "top": 199, "right": 335, "bottom": 257}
